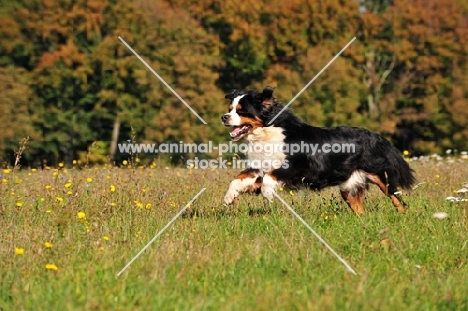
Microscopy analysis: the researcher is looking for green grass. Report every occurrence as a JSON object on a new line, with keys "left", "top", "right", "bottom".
{"left": 1, "top": 158, "right": 468, "bottom": 310}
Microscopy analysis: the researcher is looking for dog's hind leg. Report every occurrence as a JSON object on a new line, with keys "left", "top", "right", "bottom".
{"left": 339, "top": 170, "right": 368, "bottom": 214}
{"left": 224, "top": 168, "right": 263, "bottom": 204}
{"left": 340, "top": 189, "right": 365, "bottom": 215}
{"left": 367, "top": 173, "right": 406, "bottom": 213}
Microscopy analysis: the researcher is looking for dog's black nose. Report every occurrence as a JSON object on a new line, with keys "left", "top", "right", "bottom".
{"left": 221, "top": 114, "right": 230, "bottom": 122}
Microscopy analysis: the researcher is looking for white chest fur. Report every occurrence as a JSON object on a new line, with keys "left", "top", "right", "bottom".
{"left": 245, "top": 127, "right": 287, "bottom": 171}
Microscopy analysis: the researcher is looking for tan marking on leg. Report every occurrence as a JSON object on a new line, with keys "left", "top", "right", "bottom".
{"left": 367, "top": 174, "right": 388, "bottom": 194}
{"left": 245, "top": 177, "right": 263, "bottom": 194}
{"left": 224, "top": 170, "right": 262, "bottom": 204}
{"left": 235, "top": 171, "right": 263, "bottom": 194}
{"left": 391, "top": 196, "right": 406, "bottom": 213}
{"left": 340, "top": 190, "right": 365, "bottom": 215}
{"left": 367, "top": 174, "right": 406, "bottom": 213}
{"left": 236, "top": 171, "right": 259, "bottom": 180}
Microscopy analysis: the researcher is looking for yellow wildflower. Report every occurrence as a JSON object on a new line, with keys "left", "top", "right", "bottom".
{"left": 15, "top": 247, "right": 25, "bottom": 255}
{"left": 55, "top": 197, "right": 64, "bottom": 203}
{"left": 103, "top": 236, "right": 109, "bottom": 241}
{"left": 77, "top": 211, "right": 86, "bottom": 219}
{"left": 403, "top": 150, "right": 409, "bottom": 156}
{"left": 110, "top": 185, "right": 116, "bottom": 192}
{"left": 72, "top": 160, "right": 77, "bottom": 165}
{"left": 86, "top": 177, "right": 93, "bottom": 183}
{"left": 45, "top": 185, "right": 52, "bottom": 190}
{"left": 3, "top": 169, "right": 10, "bottom": 174}
{"left": 45, "top": 264, "right": 58, "bottom": 271}
{"left": 122, "top": 160, "right": 128, "bottom": 166}
{"left": 64, "top": 182, "right": 72, "bottom": 188}
{"left": 58, "top": 162, "right": 64, "bottom": 167}
{"left": 145, "top": 203, "right": 152, "bottom": 209}
{"left": 16, "top": 202, "right": 22, "bottom": 207}
{"left": 44, "top": 241, "right": 53, "bottom": 248}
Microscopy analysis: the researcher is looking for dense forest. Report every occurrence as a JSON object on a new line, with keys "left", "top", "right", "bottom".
{"left": 1, "top": 0, "right": 467, "bottom": 166}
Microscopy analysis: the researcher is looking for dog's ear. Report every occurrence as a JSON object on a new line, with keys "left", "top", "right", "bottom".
{"left": 225, "top": 90, "right": 238, "bottom": 100}
{"left": 261, "top": 86, "right": 274, "bottom": 107}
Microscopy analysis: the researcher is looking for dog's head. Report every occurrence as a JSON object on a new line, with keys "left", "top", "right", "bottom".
{"left": 221, "top": 86, "right": 275, "bottom": 141}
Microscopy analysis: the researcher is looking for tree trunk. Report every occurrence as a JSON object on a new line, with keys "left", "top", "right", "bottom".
{"left": 368, "top": 93, "right": 379, "bottom": 119}
{"left": 109, "top": 118, "right": 120, "bottom": 160}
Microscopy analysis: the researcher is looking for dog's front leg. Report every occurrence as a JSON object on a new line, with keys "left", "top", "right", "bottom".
{"left": 261, "top": 170, "right": 285, "bottom": 202}
{"left": 224, "top": 168, "right": 263, "bottom": 204}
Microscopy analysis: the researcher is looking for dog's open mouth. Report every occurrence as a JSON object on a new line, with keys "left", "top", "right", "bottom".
{"left": 230, "top": 125, "right": 252, "bottom": 140}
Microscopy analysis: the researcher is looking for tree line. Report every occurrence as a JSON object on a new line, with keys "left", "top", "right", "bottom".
{"left": 0, "top": 0, "right": 467, "bottom": 166}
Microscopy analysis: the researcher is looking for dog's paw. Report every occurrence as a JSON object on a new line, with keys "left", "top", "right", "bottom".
{"left": 224, "top": 179, "right": 244, "bottom": 204}
{"left": 261, "top": 174, "right": 280, "bottom": 202}
{"left": 261, "top": 189, "right": 275, "bottom": 202}
{"left": 224, "top": 190, "right": 239, "bottom": 205}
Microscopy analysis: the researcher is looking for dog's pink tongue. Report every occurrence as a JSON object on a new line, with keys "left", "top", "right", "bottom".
{"left": 230, "top": 126, "right": 242, "bottom": 137}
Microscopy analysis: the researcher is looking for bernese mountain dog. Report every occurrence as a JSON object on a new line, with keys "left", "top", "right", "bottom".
{"left": 221, "top": 86, "right": 416, "bottom": 215}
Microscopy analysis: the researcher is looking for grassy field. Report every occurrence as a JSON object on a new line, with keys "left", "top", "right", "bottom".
{"left": 1, "top": 155, "right": 468, "bottom": 310}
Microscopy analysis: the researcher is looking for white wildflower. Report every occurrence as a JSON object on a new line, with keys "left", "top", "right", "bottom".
{"left": 445, "top": 196, "right": 468, "bottom": 202}
{"left": 433, "top": 212, "right": 449, "bottom": 219}
{"left": 412, "top": 182, "right": 426, "bottom": 190}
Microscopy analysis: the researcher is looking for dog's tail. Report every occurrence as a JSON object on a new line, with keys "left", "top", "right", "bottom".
{"left": 387, "top": 146, "right": 416, "bottom": 190}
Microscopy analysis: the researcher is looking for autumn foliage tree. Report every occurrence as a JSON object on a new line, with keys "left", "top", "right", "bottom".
{"left": 385, "top": 0, "right": 468, "bottom": 153}
{"left": 0, "top": 0, "right": 467, "bottom": 165}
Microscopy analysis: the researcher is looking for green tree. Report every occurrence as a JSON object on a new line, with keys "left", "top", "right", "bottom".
{"left": 173, "top": 0, "right": 366, "bottom": 128}
{"left": 0, "top": 0, "right": 227, "bottom": 164}
{"left": 0, "top": 67, "right": 37, "bottom": 163}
